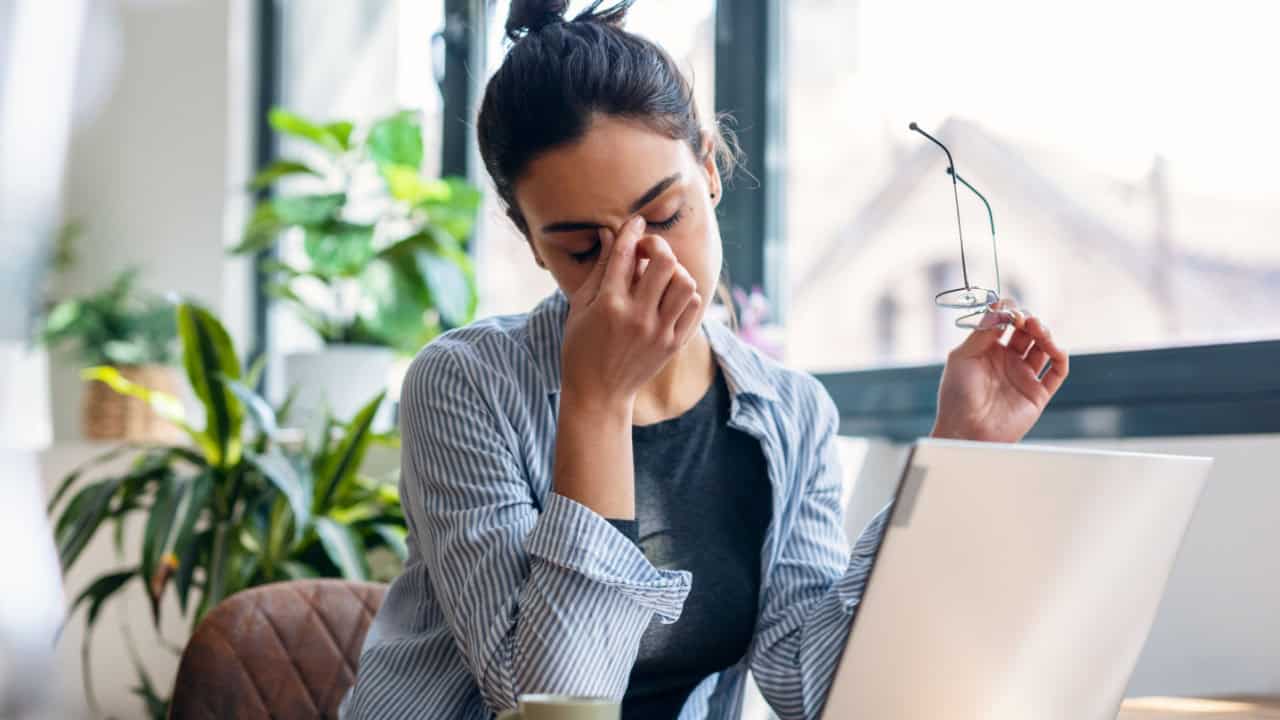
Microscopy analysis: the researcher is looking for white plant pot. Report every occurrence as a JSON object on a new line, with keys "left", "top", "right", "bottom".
{"left": 283, "top": 344, "right": 396, "bottom": 434}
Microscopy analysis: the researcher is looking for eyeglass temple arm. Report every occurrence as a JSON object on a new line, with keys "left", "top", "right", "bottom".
{"left": 909, "top": 122, "right": 970, "bottom": 289}
{"left": 946, "top": 167, "right": 1002, "bottom": 297}
{"left": 909, "top": 122, "right": 954, "bottom": 168}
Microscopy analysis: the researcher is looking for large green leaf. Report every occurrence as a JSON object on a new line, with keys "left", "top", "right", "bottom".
{"left": 41, "top": 299, "right": 84, "bottom": 340}
{"left": 140, "top": 475, "right": 187, "bottom": 625}
{"left": 226, "top": 378, "right": 279, "bottom": 439}
{"left": 247, "top": 448, "right": 312, "bottom": 544}
{"left": 418, "top": 177, "right": 482, "bottom": 244}
{"left": 249, "top": 159, "right": 321, "bottom": 190}
{"left": 281, "top": 561, "right": 319, "bottom": 580}
{"left": 384, "top": 165, "right": 450, "bottom": 205}
{"left": 357, "top": 253, "right": 437, "bottom": 354}
{"left": 170, "top": 473, "right": 213, "bottom": 561}
{"left": 415, "top": 234, "right": 476, "bottom": 328}
{"left": 48, "top": 445, "right": 143, "bottom": 513}
{"left": 314, "top": 517, "right": 369, "bottom": 581}
{"left": 177, "top": 304, "right": 244, "bottom": 468}
{"left": 101, "top": 339, "right": 149, "bottom": 366}
{"left": 174, "top": 526, "right": 211, "bottom": 615}
{"left": 303, "top": 222, "right": 376, "bottom": 277}
{"left": 324, "top": 121, "right": 354, "bottom": 151}
{"left": 56, "top": 476, "right": 127, "bottom": 573}
{"left": 67, "top": 569, "right": 137, "bottom": 629}
{"left": 140, "top": 475, "right": 182, "bottom": 592}
{"left": 422, "top": 204, "right": 477, "bottom": 246}
{"left": 233, "top": 201, "right": 284, "bottom": 255}
{"left": 440, "top": 176, "right": 482, "bottom": 211}
{"left": 367, "top": 111, "right": 423, "bottom": 171}
{"left": 272, "top": 193, "right": 345, "bottom": 226}
{"left": 314, "top": 392, "right": 386, "bottom": 513}
{"left": 268, "top": 108, "right": 345, "bottom": 154}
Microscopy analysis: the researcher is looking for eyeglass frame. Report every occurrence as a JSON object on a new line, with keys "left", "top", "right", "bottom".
{"left": 908, "top": 122, "right": 1004, "bottom": 315}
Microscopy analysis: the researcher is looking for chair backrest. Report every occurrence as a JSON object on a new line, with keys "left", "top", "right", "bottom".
{"left": 169, "top": 579, "right": 386, "bottom": 719}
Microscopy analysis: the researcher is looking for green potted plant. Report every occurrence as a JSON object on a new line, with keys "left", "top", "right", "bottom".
{"left": 49, "top": 301, "right": 405, "bottom": 718}
{"left": 39, "top": 266, "right": 181, "bottom": 442}
{"left": 233, "top": 107, "right": 481, "bottom": 429}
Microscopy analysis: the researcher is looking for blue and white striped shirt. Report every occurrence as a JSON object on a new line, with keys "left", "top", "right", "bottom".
{"left": 343, "top": 291, "right": 889, "bottom": 720}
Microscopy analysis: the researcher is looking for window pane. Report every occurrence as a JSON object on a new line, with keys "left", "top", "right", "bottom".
{"left": 474, "top": 0, "right": 717, "bottom": 319}
{"left": 784, "top": 0, "right": 1280, "bottom": 373}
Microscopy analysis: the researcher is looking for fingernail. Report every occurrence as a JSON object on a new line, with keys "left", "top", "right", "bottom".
{"left": 628, "top": 216, "right": 645, "bottom": 231}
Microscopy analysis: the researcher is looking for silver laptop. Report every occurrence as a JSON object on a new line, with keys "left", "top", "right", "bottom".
{"left": 820, "top": 438, "right": 1212, "bottom": 720}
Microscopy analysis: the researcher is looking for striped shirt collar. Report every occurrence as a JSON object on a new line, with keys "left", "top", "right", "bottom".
{"left": 525, "top": 291, "right": 782, "bottom": 404}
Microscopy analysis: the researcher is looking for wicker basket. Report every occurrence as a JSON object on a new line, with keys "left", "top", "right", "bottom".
{"left": 82, "top": 364, "right": 185, "bottom": 443}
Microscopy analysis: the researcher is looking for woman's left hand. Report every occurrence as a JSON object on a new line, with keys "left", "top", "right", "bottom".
{"left": 931, "top": 300, "right": 1070, "bottom": 443}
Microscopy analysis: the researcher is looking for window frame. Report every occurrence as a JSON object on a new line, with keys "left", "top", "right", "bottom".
{"left": 248, "top": 0, "right": 282, "bottom": 385}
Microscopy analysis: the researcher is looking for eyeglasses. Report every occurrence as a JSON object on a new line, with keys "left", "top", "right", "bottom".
{"left": 909, "top": 122, "right": 1008, "bottom": 329}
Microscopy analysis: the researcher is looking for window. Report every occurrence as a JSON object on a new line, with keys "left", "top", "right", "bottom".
{"left": 783, "top": 0, "right": 1280, "bottom": 373}
{"left": 473, "top": 0, "right": 718, "bottom": 319}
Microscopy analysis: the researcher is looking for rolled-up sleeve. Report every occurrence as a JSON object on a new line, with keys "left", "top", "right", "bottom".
{"left": 748, "top": 381, "right": 891, "bottom": 720}
{"left": 399, "top": 341, "right": 690, "bottom": 715}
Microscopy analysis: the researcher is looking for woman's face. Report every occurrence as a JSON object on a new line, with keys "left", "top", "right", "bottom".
{"left": 512, "top": 114, "right": 723, "bottom": 309}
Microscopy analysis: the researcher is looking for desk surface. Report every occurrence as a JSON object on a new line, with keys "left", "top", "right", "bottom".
{"left": 1119, "top": 697, "right": 1280, "bottom": 719}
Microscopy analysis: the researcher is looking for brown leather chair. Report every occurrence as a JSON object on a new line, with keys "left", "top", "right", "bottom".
{"left": 168, "top": 579, "right": 386, "bottom": 719}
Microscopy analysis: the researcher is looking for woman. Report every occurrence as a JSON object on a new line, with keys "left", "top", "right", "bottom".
{"left": 343, "top": 1, "right": 1069, "bottom": 718}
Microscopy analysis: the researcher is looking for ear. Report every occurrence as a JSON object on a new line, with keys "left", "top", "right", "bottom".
{"left": 699, "top": 132, "right": 723, "bottom": 207}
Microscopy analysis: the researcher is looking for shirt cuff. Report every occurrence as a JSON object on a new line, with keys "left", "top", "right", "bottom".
{"left": 526, "top": 493, "right": 691, "bottom": 622}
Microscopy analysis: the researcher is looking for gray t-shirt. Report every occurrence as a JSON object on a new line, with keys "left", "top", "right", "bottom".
{"left": 608, "top": 368, "right": 772, "bottom": 719}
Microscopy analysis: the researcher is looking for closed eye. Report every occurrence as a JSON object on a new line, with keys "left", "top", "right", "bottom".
{"left": 649, "top": 208, "right": 683, "bottom": 232}
{"left": 570, "top": 242, "right": 601, "bottom": 264}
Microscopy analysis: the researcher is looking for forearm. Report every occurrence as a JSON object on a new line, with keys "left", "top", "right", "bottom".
{"left": 553, "top": 388, "right": 636, "bottom": 519}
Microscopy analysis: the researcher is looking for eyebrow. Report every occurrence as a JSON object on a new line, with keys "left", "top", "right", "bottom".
{"left": 540, "top": 172, "right": 682, "bottom": 234}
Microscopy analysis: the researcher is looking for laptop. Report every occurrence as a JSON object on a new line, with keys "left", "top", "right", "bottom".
{"left": 820, "top": 438, "right": 1212, "bottom": 720}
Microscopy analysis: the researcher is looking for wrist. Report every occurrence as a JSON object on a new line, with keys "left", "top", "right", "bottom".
{"left": 559, "top": 385, "right": 634, "bottom": 422}
{"left": 554, "top": 387, "right": 636, "bottom": 519}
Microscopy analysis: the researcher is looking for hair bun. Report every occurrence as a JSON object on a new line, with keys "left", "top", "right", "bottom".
{"left": 505, "top": 1, "right": 633, "bottom": 42}
{"left": 505, "top": 0, "right": 570, "bottom": 41}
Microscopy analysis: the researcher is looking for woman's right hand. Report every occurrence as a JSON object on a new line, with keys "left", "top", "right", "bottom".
{"left": 560, "top": 215, "right": 703, "bottom": 411}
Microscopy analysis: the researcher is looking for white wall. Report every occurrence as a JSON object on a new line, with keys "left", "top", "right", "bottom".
{"left": 842, "top": 433, "right": 1280, "bottom": 699}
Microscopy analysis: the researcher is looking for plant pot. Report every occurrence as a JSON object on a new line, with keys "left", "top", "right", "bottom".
{"left": 283, "top": 345, "right": 395, "bottom": 433}
{"left": 82, "top": 363, "right": 184, "bottom": 443}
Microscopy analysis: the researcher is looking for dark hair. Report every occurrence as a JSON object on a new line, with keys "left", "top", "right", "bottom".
{"left": 477, "top": 0, "right": 739, "bottom": 235}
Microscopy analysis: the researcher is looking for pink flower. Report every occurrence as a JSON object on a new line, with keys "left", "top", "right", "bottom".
{"left": 731, "top": 286, "right": 783, "bottom": 360}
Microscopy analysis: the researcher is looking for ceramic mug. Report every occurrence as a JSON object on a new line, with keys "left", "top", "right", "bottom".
{"left": 495, "top": 694, "right": 621, "bottom": 720}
